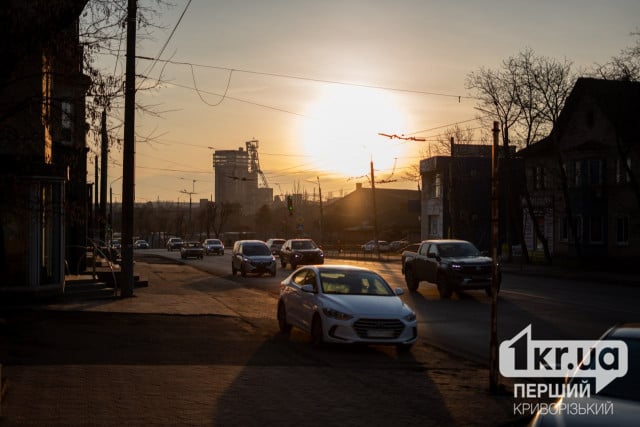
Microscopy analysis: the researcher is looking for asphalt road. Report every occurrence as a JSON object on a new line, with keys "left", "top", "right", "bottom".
{"left": 154, "top": 249, "right": 640, "bottom": 364}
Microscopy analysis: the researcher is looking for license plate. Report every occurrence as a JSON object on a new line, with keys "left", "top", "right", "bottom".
{"left": 367, "top": 329, "right": 394, "bottom": 338}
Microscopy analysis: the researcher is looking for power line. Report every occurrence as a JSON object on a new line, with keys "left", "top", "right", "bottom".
{"left": 139, "top": 0, "right": 193, "bottom": 88}
{"left": 136, "top": 55, "right": 473, "bottom": 100}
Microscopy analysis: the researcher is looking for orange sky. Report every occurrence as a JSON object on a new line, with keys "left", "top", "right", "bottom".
{"left": 95, "top": 0, "right": 640, "bottom": 203}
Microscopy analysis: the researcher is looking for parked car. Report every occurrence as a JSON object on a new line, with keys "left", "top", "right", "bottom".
{"left": 389, "top": 240, "right": 409, "bottom": 252}
{"left": 232, "top": 240, "right": 276, "bottom": 277}
{"left": 529, "top": 323, "right": 640, "bottom": 426}
{"left": 134, "top": 239, "right": 150, "bottom": 249}
{"left": 180, "top": 241, "right": 204, "bottom": 259}
{"left": 277, "top": 265, "right": 417, "bottom": 350}
{"left": 166, "top": 237, "right": 183, "bottom": 251}
{"left": 265, "top": 238, "right": 286, "bottom": 255}
{"left": 280, "top": 238, "right": 324, "bottom": 270}
{"left": 402, "top": 239, "right": 500, "bottom": 298}
{"left": 202, "top": 238, "right": 224, "bottom": 255}
{"left": 361, "top": 240, "right": 390, "bottom": 252}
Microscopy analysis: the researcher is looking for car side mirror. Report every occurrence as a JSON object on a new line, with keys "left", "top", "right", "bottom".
{"left": 301, "top": 284, "right": 314, "bottom": 293}
{"left": 395, "top": 288, "right": 404, "bottom": 296}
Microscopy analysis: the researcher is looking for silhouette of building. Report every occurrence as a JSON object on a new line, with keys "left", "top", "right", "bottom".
{"left": 212, "top": 140, "right": 273, "bottom": 214}
{"left": 518, "top": 77, "right": 640, "bottom": 264}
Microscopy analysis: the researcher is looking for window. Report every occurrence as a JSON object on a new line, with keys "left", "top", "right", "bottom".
{"left": 564, "top": 160, "right": 582, "bottom": 188}
{"left": 616, "top": 157, "right": 631, "bottom": 184}
{"left": 561, "top": 216, "right": 583, "bottom": 242}
{"left": 616, "top": 216, "right": 629, "bottom": 245}
{"left": 588, "top": 216, "right": 603, "bottom": 244}
{"left": 427, "top": 244, "right": 438, "bottom": 258}
{"left": 427, "top": 173, "right": 442, "bottom": 199}
{"left": 587, "top": 159, "right": 603, "bottom": 186}
{"left": 533, "top": 166, "right": 545, "bottom": 190}
{"left": 60, "top": 101, "right": 73, "bottom": 145}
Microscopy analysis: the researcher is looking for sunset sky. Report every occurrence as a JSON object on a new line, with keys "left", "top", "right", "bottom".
{"left": 98, "top": 0, "right": 640, "bottom": 203}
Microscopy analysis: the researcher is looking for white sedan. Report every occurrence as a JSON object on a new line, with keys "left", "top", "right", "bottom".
{"left": 277, "top": 265, "right": 418, "bottom": 350}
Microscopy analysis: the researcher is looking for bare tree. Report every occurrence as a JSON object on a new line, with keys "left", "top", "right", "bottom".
{"left": 466, "top": 65, "right": 524, "bottom": 262}
{"left": 593, "top": 31, "right": 640, "bottom": 81}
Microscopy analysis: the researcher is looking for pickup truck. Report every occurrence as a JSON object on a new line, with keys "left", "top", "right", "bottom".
{"left": 402, "top": 239, "right": 499, "bottom": 299}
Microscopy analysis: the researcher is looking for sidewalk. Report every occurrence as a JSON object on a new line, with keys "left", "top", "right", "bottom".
{"left": 0, "top": 256, "right": 526, "bottom": 426}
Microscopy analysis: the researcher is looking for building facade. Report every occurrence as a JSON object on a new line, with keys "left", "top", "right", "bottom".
{"left": 0, "top": 0, "right": 90, "bottom": 293}
{"left": 519, "top": 78, "right": 640, "bottom": 265}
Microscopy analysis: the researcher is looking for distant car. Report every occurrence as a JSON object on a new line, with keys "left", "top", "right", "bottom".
{"left": 277, "top": 265, "right": 417, "bottom": 350}
{"left": 166, "top": 237, "right": 183, "bottom": 251}
{"left": 265, "top": 238, "right": 286, "bottom": 255}
{"left": 280, "top": 238, "right": 324, "bottom": 270}
{"left": 134, "top": 239, "right": 150, "bottom": 249}
{"left": 361, "top": 240, "right": 390, "bottom": 252}
{"left": 202, "top": 238, "right": 224, "bottom": 255}
{"left": 389, "top": 240, "right": 409, "bottom": 252}
{"left": 232, "top": 240, "right": 276, "bottom": 277}
{"left": 180, "top": 241, "right": 204, "bottom": 259}
{"left": 110, "top": 239, "right": 121, "bottom": 250}
{"left": 529, "top": 323, "right": 640, "bottom": 426}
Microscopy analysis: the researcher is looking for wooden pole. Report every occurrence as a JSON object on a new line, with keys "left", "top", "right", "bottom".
{"left": 490, "top": 121, "right": 500, "bottom": 393}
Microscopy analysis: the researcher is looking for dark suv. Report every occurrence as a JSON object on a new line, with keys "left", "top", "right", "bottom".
{"left": 279, "top": 238, "right": 324, "bottom": 270}
{"left": 232, "top": 240, "right": 276, "bottom": 277}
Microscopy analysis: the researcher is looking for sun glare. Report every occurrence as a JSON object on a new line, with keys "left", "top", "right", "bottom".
{"left": 298, "top": 85, "right": 408, "bottom": 179}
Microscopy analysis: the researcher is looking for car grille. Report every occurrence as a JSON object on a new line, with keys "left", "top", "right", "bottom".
{"left": 353, "top": 318, "right": 404, "bottom": 339}
{"left": 460, "top": 265, "right": 492, "bottom": 276}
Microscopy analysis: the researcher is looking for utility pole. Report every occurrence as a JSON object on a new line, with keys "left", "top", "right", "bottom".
{"left": 489, "top": 121, "right": 500, "bottom": 393}
{"left": 370, "top": 160, "right": 380, "bottom": 258}
{"left": 317, "top": 176, "right": 323, "bottom": 245}
{"left": 99, "top": 109, "right": 108, "bottom": 243}
{"left": 448, "top": 136, "right": 455, "bottom": 238}
{"left": 120, "top": 0, "right": 137, "bottom": 298}
{"left": 94, "top": 155, "right": 99, "bottom": 240}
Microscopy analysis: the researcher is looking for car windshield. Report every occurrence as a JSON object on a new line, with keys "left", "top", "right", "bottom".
{"left": 243, "top": 244, "right": 271, "bottom": 256}
{"left": 437, "top": 242, "right": 479, "bottom": 257}
{"left": 205, "top": 240, "right": 221, "bottom": 245}
{"left": 292, "top": 240, "right": 317, "bottom": 250}
{"left": 320, "top": 269, "right": 394, "bottom": 296}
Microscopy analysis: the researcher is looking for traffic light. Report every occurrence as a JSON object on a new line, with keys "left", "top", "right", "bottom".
{"left": 287, "top": 195, "right": 294, "bottom": 215}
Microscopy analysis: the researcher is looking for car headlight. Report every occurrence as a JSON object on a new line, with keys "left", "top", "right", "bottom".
{"left": 404, "top": 312, "right": 417, "bottom": 322}
{"left": 450, "top": 263, "right": 462, "bottom": 270}
{"left": 322, "top": 308, "right": 353, "bottom": 321}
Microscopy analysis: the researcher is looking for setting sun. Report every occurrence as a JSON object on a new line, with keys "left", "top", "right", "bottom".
{"left": 298, "top": 85, "right": 409, "bottom": 179}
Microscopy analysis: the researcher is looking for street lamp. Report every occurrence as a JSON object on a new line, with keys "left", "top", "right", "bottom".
{"left": 180, "top": 178, "right": 197, "bottom": 238}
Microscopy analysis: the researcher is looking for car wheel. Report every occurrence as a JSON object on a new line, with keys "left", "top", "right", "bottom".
{"left": 232, "top": 264, "right": 237, "bottom": 275}
{"left": 437, "top": 274, "right": 452, "bottom": 299}
{"left": 277, "top": 302, "right": 292, "bottom": 335}
{"left": 405, "top": 268, "right": 420, "bottom": 292}
{"left": 280, "top": 258, "right": 286, "bottom": 268}
{"left": 241, "top": 265, "right": 247, "bottom": 277}
{"left": 270, "top": 268, "right": 276, "bottom": 277}
{"left": 311, "top": 315, "right": 324, "bottom": 347}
